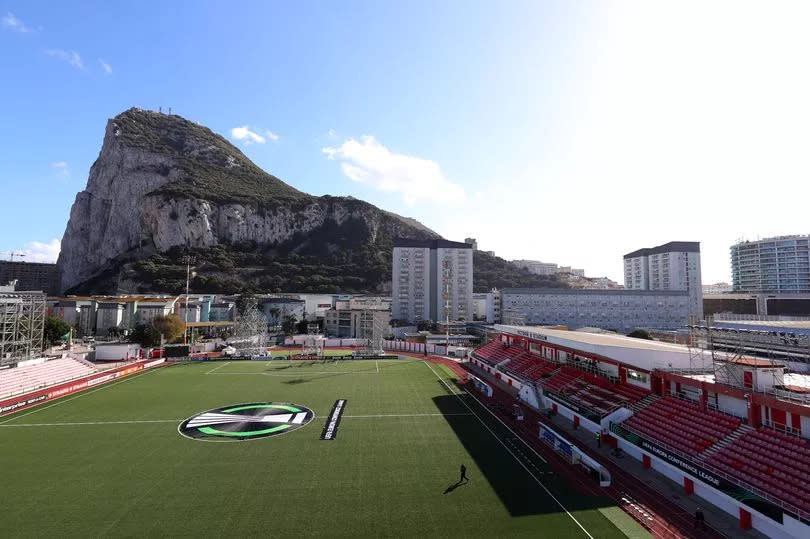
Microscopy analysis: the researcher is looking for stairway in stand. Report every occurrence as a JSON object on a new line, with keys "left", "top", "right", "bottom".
{"left": 700, "top": 423, "right": 754, "bottom": 458}
{"left": 629, "top": 394, "right": 659, "bottom": 413}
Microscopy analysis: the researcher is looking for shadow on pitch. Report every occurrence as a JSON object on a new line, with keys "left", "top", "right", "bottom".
{"left": 433, "top": 393, "right": 614, "bottom": 516}
{"left": 443, "top": 479, "right": 468, "bottom": 494}
{"left": 282, "top": 378, "right": 310, "bottom": 385}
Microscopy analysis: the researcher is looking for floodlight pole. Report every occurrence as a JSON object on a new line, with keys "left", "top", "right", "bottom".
{"left": 183, "top": 257, "right": 193, "bottom": 345}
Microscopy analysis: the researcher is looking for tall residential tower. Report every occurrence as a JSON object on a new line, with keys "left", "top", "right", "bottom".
{"left": 392, "top": 239, "right": 473, "bottom": 324}
{"left": 731, "top": 236, "right": 810, "bottom": 294}
{"left": 624, "top": 241, "right": 703, "bottom": 320}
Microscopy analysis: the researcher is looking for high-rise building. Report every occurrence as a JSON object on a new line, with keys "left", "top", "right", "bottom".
{"left": 731, "top": 236, "right": 810, "bottom": 294}
{"left": 0, "top": 261, "right": 60, "bottom": 295}
{"left": 392, "top": 239, "right": 473, "bottom": 323}
{"left": 623, "top": 241, "right": 702, "bottom": 319}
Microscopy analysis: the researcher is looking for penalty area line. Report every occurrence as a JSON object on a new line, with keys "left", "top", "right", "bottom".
{"left": 421, "top": 360, "right": 594, "bottom": 539}
{"left": 205, "top": 361, "right": 231, "bottom": 374}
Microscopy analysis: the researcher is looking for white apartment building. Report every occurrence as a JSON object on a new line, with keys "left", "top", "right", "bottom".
{"left": 731, "top": 235, "right": 810, "bottom": 294}
{"left": 702, "top": 282, "right": 733, "bottom": 295}
{"left": 486, "top": 288, "right": 501, "bottom": 324}
{"left": 512, "top": 260, "right": 559, "bottom": 276}
{"left": 501, "top": 288, "right": 691, "bottom": 331}
{"left": 624, "top": 241, "right": 703, "bottom": 320}
{"left": 558, "top": 266, "right": 586, "bottom": 277}
{"left": 392, "top": 239, "right": 473, "bottom": 323}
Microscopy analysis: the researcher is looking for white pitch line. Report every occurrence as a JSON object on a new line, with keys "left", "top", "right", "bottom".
{"left": 421, "top": 360, "right": 593, "bottom": 539}
{"left": 205, "top": 361, "right": 231, "bottom": 374}
{"left": 0, "top": 413, "right": 475, "bottom": 427}
{"left": 342, "top": 413, "right": 473, "bottom": 418}
{"left": 462, "top": 388, "right": 546, "bottom": 464}
{"left": 210, "top": 371, "right": 378, "bottom": 376}
{"left": 0, "top": 419, "right": 181, "bottom": 427}
{"left": 0, "top": 367, "right": 163, "bottom": 425}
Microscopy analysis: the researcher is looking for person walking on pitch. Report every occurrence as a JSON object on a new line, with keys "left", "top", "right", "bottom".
{"left": 460, "top": 464, "right": 468, "bottom": 483}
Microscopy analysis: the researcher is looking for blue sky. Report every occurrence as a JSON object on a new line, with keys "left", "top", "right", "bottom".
{"left": 2, "top": 2, "right": 810, "bottom": 283}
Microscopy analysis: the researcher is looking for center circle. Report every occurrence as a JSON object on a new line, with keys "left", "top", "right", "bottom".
{"left": 178, "top": 402, "right": 315, "bottom": 442}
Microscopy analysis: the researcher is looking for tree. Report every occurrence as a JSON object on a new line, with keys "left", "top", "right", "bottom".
{"left": 44, "top": 316, "right": 73, "bottom": 347}
{"left": 282, "top": 315, "right": 298, "bottom": 335}
{"left": 129, "top": 324, "right": 157, "bottom": 347}
{"left": 151, "top": 315, "right": 186, "bottom": 344}
{"left": 417, "top": 319, "right": 434, "bottom": 332}
{"left": 128, "top": 315, "right": 185, "bottom": 347}
{"left": 627, "top": 329, "right": 652, "bottom": 340}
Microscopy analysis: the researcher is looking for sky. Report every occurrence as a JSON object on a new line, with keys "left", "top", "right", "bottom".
{"left": 1, "top": 1, "right": 809, "bottom": 284}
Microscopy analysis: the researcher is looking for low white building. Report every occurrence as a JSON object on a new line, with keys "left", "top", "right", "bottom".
{"left": 501, "top": 288, "right": 691, "bottom": 331}
{"left": 94, "top": 342, "right": 141, "bottom": 362}
{"left": 511, "top": 260, "right": 559, "bottom": 276}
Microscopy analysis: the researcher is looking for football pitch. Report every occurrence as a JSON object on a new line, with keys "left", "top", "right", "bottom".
{"left": 0, "top": 359, "right": 647, "bottom": 538}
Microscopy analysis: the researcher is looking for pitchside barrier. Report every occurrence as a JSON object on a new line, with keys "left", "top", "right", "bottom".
{"left": 381, "top": 340, "right": 448, "bottom": 356}
{"left": 538, "top": 421, "right": 611, "bottom": 487}
{"left": 0, "top": 358, "right": 166, "bottom": 417}
{"left": 469, "top": 373, "right": 493, "bottom": 397}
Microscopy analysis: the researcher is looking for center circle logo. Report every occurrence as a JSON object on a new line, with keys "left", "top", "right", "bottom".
{"left": 178, "top": 402, "right": 315, "bottom": 441}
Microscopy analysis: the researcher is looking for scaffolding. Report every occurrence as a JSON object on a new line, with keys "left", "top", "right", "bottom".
{"left": 0, "top": 290, "right": 45, "bottom": 365}
{"left": 359, "top": 310, "right": 386, "bottom": 355}
{"left": 303, "top": 323, "right": 325, "bottom": 358}
{"left": 230, "top": 298, "right": 268, "bottom": 357}
{"left": 687, "top": 315, "right": 789, "bottom": 389}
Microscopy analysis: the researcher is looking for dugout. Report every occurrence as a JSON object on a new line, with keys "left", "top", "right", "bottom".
{"left": 538, "top": 421, "right": 611, "bottom": 487}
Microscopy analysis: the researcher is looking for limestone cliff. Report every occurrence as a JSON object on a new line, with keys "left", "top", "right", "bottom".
{"left": 58, "top": 108, "right": 439, "bottom": 294}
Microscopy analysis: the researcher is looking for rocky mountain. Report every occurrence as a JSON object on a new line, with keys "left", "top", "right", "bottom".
{"left": 58, "top": 108, "right": 566, "bottom": 295}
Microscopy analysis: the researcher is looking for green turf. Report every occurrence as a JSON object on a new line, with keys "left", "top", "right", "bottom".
{"left": 0, "top": 359, "right": 639, "bottom": 538}
{"left": 269, "top": 349, "right": 358, "bottom": 357}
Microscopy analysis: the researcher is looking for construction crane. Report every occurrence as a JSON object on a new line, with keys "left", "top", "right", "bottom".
{"left": 0, "top": 251, "right": 26, "bottom": 262}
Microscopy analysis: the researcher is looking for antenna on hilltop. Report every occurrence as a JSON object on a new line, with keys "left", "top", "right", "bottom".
{"left": 159, "top": 106, "right": 162, "bottom": 113}
{"left": 169, "top": 107, "right": 172, "bottom": 115}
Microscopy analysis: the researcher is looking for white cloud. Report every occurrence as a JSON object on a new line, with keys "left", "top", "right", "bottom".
{"left": 230, "top": 126, "right": 266, "bottom": 145}
{"left": 99, "top": 59, "right": 112, "bottom": 74}
{"left": 20, "top": 239, "right": 61, "bottom": 263}
{"left": 2, "top": 12, "right": 29, "bottom": 33}
{"left": 46, "top": 49, "right": 85, "bottom": 70}
{"left": 265, "top": 130, "right": 279, "bottom": 141}
{"left": 322, "top": 136, "right": 465, "bottom": 205}
{"left": 51, "top": 161, "right": 69, "bottom": 179}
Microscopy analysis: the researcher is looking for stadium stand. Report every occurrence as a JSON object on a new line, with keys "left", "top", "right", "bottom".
{"left": 622, "top": 396, "right": 741, "bottom": 456}
{"left": 541, "top": 367, "right": 651, "bottom": 415}
{"left": 703, "top": 428, "right": 810, "bottom": 514}
{"left": 542, "top": 366, "right": 584, "bottom": 392}
{"left": 472, "top": 341, "right": 525, "bottom": 366}
{"left": 502, "top": 353, "right": 558, "bottom": 381}
{"left": 0, "top": 358, "right": 97, "bottom": 399}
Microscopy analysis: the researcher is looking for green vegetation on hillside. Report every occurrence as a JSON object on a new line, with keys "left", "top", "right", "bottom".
{"left": 130, "top": 215, "right": 422, "bottom": 294}
{"left": 127, "top": 242, "right": 570, "bottom": 295}
{"left": 473, "top": 251, "right": 568, "bottom": 291}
